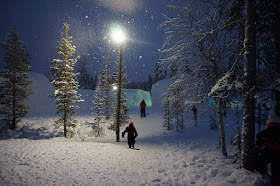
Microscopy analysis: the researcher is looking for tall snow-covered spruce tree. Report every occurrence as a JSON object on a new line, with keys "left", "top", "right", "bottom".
{"left": 92, "top": 73, "right": 104, "bottom": 137}
{"left": 153, "top": 61, "right": 166, "bottom": 83}
{"left": 102, "top": 56, "right": 113, "bottom": 120}
{"left": 161, "top": 93, "right": 173, "bottom": 130}
{"left": 0, "top": 26, "right": 33, "bottom": 130}
{"left": 169, "top": 78, "right": 184, "bottom": 132}
{"left": 50, "top": 23, "right": 83, "bottom": 138}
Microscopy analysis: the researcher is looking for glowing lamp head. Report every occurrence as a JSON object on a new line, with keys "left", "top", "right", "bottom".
{"left": 112, "top": 85, "right": 118, "bottom": 90}
{"left": 111, "top": 28, "right": 126, "bottom": 44}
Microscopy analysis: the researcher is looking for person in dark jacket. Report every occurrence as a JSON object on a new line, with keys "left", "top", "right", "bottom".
{"left": 140, "top": 100, "right": 146, "bottom": 117}
{"left": 192, "top": 105, "right": 198, "bottom": 126}
{"left": 122, "top": 121, "right": 138, "bottom": 149}
{"left": 192, "top": 106, "right": 198, "bottom": 117}
{"left": 255, "top": 115, "right": 280, "bottom": 186}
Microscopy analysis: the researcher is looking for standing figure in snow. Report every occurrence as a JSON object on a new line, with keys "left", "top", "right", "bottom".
{"left": 255, "top": 115, "right": 280, "bottom": 186}
{"left": 122, "top": 121, "right": 138, "bottom": 149}
{"left": 140, "top": 100, "right": 146, "bottom": 117}
{"left": 192, "top": 106, "right": 198, "bottom": 127}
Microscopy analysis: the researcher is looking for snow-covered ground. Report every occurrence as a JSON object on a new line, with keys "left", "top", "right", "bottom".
{"left": 0, "top": 73, "right": 263, "bottom": 186}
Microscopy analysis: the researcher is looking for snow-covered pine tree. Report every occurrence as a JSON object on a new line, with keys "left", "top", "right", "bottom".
{"left": 119, "top": 65, "right": 129, "bottom": 126}
{"left": 50, "top": 23, "right": 83, "bottom": 138}
{"left": 168, "top": 78, "right": 184, "bottom": 132}
{"left": 0, "top": 26, "right": 33, "bottom": 130}
{"left": 233, "top": 125, "right": 242, "bottom": 168}
{"left": 102, "top": 56, "right": 112, "bottom": 120}
{"left": 111, "top": 59, "right": 129, "bottom": 129}
{"left": 153, "top": 61, "right": 166, "bottom": 83}
{"left": 92, "top": 72, "right": 104, "bottom": 137}
{"left": 161, "top": 92, "right": 173, "bottom": 130}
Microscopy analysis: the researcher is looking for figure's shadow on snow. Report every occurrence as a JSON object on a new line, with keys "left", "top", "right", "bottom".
{"left": 0, "top": 126, "right": 63, "bottom": 140}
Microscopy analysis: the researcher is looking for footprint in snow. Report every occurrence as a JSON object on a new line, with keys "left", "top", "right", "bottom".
{"left": 197, "top": 164, "right": 204, "bottom": 168}
{"left": 209, "top": 169, "right": 219, "bottom": 177}
{"left": 153, "top": 178, "right": 160, "bottom": 182}
{"left": 220, "top": 171, "right": 232, "bottom": 177}
{"left": 192, "top": 156, "right": 199, "bottom": 160}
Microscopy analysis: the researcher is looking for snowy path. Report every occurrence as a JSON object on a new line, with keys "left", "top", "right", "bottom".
{"left": 0, "top": 111, "right": 262, "bottom": 186}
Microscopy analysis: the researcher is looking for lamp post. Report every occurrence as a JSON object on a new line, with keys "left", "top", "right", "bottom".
{"left": 111, "top": 27, "right": 126, "bottom": 142}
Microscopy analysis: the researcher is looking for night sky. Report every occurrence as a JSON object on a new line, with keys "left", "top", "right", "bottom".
{"left": 0, "top": 0, "right": 172, "bottom": 82}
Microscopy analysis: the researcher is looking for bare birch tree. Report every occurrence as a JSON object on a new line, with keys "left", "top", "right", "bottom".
{"left": 161, "top": 0, "right": 242, "bottom": 156}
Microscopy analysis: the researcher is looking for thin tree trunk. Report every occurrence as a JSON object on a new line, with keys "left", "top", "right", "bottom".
{"left": 273, "top": 0, "right": 280, "bottom": 116}
{"left": 176, "top": 100, "right": 179, "bottom": 132}
{"left": 257, "top": 104, "right": 261, "bottom": 133}
{"left": 12, "top": 70, "right": 16, "bottom": 130}
{"left": 64, "top": 109, "right": 67, "bottom": 138}
{"left": 176, "top": 113, "right": 179, "bottom": 132}
{"left": 64, "top": 73, "right": 67, "bottom": 138}
{"left": 106, "top": 89, "right": 109, "bottom": 120}
{"left": 241, "top": 0, "right": 256, "bottom": 172}
{"left": 116, "top": 45, "right": 122, "bottom": 142}
{"left": 217, "top": 97, "right": 227, "bottom": 156}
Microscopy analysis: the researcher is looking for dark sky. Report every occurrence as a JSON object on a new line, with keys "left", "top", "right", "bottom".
{"left": 0, "top": 0, "right": 172, "bottom": 82}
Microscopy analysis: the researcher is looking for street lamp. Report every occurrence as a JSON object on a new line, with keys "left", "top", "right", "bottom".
{"left": 112, "top": 84, "right": 118, "bottom": 91}
{"left": 111, "top": 26, "right": 126, "bottom": 142}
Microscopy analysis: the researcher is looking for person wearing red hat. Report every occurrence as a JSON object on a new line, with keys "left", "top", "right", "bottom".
{"left": 122, "top": 121, "right": 138, "bottom": 149}
{"left": 256, "top": 115, "right": 280, "bottom": 186}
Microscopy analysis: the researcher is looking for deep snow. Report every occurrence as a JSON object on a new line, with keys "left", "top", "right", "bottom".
{"left": 0, "top": 72, "right": 263, "bottom": 186}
